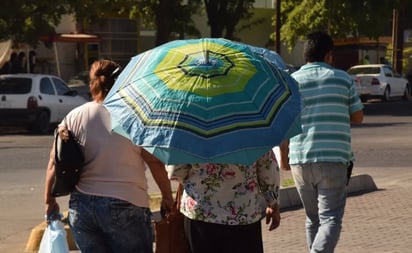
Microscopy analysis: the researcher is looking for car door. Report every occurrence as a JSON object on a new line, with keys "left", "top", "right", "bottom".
{"left": 392, "top": 72, "right": 406, "bottom": 96}
{"left": 39, "top": 76, "right": 63, "bottom": 123}
{"left": 384, "top": 66, "right": 404, "bottom": 96}
{"left": 52, "top": 77, "right": 85, "bottom": 119}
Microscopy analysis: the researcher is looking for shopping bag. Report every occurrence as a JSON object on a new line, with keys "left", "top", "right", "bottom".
{"left": 38, "top": 220, "right": 70, "bottom": 253}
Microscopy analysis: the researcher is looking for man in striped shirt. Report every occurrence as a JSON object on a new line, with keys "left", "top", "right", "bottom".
{"left": 287, "top": 31, "right": 364, "bottom": 253}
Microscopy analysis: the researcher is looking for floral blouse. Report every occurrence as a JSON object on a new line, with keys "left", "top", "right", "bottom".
{"left": 166, "top": 151, "right": 280, "bottom": 225}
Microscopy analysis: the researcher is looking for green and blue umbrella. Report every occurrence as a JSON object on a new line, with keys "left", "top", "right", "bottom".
{"left": 104, "top": 38, "right": 302, "bottom": 165}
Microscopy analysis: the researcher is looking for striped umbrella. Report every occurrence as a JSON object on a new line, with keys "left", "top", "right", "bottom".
{"left": 104, "top": 38, "right": 302, "bottom": 165}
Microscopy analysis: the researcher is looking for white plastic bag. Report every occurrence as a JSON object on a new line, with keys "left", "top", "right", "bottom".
{"left": 38, "top": 220, "right": 70, "bottom": 253}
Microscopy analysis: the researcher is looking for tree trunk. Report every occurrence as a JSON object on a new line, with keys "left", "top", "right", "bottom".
{"left": 225, "top": 0, "right": 244, "bottom": 40}
{"left": 155, "top": 0, "right": 174, "bottom": 46}
{"left": 204, "top": 0, "right": 225, "bottom": 38}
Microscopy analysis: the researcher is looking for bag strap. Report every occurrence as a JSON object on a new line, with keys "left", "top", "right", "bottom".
{"left": 54, "top": 116, "right": 67, "bottom": 158}
{"left": 62, "top": 117, "right": 68, "bottom": 128}
{"left": 54, "top": 128, "right": 59, "bottom": 162}
{"left": 169, "top": 183, "right": 184, "bottom": 214}
{"left": 175, "top": 183, "right": 184, "bottom": 210}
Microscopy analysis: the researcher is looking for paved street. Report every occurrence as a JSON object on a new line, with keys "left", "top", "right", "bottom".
{"left": 261, "top": 169, "right": 412, "bottom": 253}
{"left": 1, "top": 100, "right": 412, "bottom": 252}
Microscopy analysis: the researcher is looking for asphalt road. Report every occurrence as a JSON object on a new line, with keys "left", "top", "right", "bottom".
{"left": 1, "top": 99, "right": 412, "bottom": 252}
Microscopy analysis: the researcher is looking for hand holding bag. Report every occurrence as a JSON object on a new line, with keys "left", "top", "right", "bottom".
{"left": 153, "top": 184, "right": 190, "bottom": 253}
{"left": 51, "top": 122, "right": 84, "bottom": 197}
{"left": 38, "top": 220, "right": 70, "bottom": 253}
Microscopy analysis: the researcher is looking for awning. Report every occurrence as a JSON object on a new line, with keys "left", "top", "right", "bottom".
{"left": 0, "top": 40, "right": 13, "bottom": 69}
{"left": 39, "top": 33, "right": 100, "bottom": 43}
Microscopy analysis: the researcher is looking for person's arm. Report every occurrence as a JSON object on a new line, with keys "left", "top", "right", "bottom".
{"left": 350, "top": 110, "right": 363, "bottom": 125}
{"left": 265, "top": 203, "right": 281, "bottom": 231}
{"left": 165, "top": 164, "right": 191, "bottom": 183}
{"left": 44, "top": 143, "right": 59, "bottom": 221}
{"left": 256, "top": 151, "right": 281, "bottom": 231}
{"left": 278, "top": 140, "right": 291, "bottom": 171}
{"left": 142, "top": 149, "right": 174, "bottom": 214}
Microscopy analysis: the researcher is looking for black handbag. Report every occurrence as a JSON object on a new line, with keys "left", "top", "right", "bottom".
{"left": 51, "top": 128, "right": 84, "bottom": 197}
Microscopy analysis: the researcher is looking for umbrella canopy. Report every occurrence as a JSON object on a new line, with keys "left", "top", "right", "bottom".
{"left": 248, "top": 45, "right": 287, "bottom": 71}
{"left": 104, "top": 38, "right": 302, "bottom": 165}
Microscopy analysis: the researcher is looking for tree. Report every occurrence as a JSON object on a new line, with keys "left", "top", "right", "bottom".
{"left": 131, "top": 0, "right": 202, "bottom": 45}
{"left": 68, "top": 0, "right": 202, "bottom": 46}
{"left": 204, "top": 0, "right": 255, "bottom": 39}
{"left": 276, "top": 0, "right": 395, "bottom": 51}
{"left": 0, "top": 0, "right": 69, "bottom": 46}
{"left": 0, "top": 0, "right": 202, "bottom": 47}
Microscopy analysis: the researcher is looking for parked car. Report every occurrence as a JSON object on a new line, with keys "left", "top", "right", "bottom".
{"left": 67, "top": 70, "right": 91, "bottom": 101}
{"left": 0, "top": 74, "right": 88, "bottom": 133}
{"left": 347, "top": 64, "right": 410, "bottom": 102}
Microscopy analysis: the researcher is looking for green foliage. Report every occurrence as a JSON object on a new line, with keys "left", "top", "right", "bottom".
{"left": 0, "top": 0, "right": 203, "bottom": 47}
{"left": 69, "top": 0, "right": 202, "bottom": 45}
{"left": 279, "top": 0, "right": 328, "bottom": 51}
{"left": 276, "top": 0, "right": 396, "bottom": 51}
{"left": 0, "top": 0, "right": 69, "bottom": 46}
{"left": 387, "top": 42, "right": 412, "bottom": 74}
{"left": 281, "top": 178, "right": 295, "bottom": 188}
{"left": 204, "top": 0, "right": 255, "bottom": 39}
{"left": 1, "top": 0, "right": 259, "bottom": 48}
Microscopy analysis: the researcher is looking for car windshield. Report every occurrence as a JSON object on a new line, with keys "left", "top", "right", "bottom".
{"left": 0, "top": 77, "right": 32, "bottom": 94}
{"left": 348, "top": 67, "right": 380, "bottom": 75}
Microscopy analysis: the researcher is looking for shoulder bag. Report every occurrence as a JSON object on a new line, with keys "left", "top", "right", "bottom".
{"left": 51, "top": 123, "right": 84, "bottom": 197}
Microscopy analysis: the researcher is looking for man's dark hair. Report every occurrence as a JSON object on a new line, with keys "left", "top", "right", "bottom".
{"left": 303, "top": 31, "right": 334, "bottom": 62}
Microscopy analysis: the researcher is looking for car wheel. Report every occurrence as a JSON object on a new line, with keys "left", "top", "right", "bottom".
{"left": 31, "top": 111, "right": 50, "bottom": 134}
{"left": 360, "top": 95, "right": 368, "bottom": 103}
{"left": 403, "top": 83, "right": 411, "bottom": 101}
{"left": 383, "top": 86, "right": 390, "bottom": 102}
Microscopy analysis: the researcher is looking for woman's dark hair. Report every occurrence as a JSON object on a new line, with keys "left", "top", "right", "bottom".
{"left": 303, "top": 31, "right": 334, "bottom": 63}
{"left": 89, "top": 59, "right": 121, "bottom": 102}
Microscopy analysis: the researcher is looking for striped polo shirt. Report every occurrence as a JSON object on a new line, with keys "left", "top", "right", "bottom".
{"left": 289, "top": 62, "right": 364, "bottom": 165}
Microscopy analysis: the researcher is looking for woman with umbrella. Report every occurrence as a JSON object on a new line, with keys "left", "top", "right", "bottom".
{"left": 44, "top": 59, "right": 174, "bottom": 253}
{"left": 103, "top": 38, "right": 303, "bottom": 253}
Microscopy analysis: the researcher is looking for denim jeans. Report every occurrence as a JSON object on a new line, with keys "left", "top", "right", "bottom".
{"left": 291, "top": 163, "right": 348, "bottom": 253}
{"left": 68, "top": 191, "right": 153, "bottom": 253}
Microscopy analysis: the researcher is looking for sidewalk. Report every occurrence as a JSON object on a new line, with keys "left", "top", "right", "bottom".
{"left": 4, "top": 171, "right": 412, "bottom": 253}
{"left": 262, "top": 171, "right": 412, "bottom": 253}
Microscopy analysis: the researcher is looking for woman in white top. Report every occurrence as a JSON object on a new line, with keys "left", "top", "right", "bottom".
{"left": 44, "top": 59, "right": 173, "bottom": 253}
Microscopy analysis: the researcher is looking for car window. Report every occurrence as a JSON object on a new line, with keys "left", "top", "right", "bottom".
{"left": 383, "top": 67, "right": 393, "bottom": 77}
{"left": 53, "top": 78, "right": 71, "bottom": 96}
{"left": 0, "top": 77, "right": 32, "bottom": 94}
{"left": 348, "top": 67, "right": 380, "bottom": 75}
{"left": 385, "top": 66, "right": 401, "bottom": 77}
{"left": 40, "top": 78, "right": 55, "bottom": 95}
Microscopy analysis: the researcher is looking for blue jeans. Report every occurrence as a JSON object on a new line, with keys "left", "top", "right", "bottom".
{"left": 68, "top": 191, "right": 153, "bottom": 253}
{"left": 291, "top": 163, "right": 348, "bottom": 253}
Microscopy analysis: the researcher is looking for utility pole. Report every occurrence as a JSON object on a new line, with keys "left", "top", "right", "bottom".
{"left": 275, "top": 0, "right": 281, "bottom": 55}
{"left": 392, "top": 4, "right": 404, "bottom": 74}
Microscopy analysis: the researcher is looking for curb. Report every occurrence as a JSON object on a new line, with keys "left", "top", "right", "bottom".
{"left": 24, "top": 174, "right": 376, "bottom": 252}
